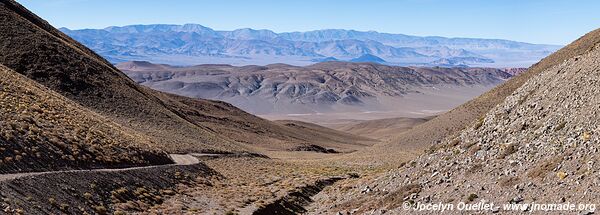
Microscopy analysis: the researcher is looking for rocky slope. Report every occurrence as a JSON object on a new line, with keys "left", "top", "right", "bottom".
{"left": 338, "top": 28, "right": 600, "bottom": 167}
{"left": 118, "top": 61, "right": 515, "bottom": 115}
{"left": 0, "top": 0, "right": 371, "bottom": 154}
{"left": 309, "top": 28, "right": 600, "bottom": 214}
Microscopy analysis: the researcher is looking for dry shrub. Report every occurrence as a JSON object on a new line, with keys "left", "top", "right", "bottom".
{"left": 497, "top": 144, "right": 518, "bottom": 159}
{"left": 498, "top": 176, "right": 520, "bottom": 187}
{"left": 381, "top": 184, "right": 421, "bottom": 209}
{"left": 527, "top": 157, "right": 563, "bottom": 179}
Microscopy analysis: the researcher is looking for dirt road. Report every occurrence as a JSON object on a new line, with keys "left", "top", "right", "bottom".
{"left": 0, "top": 153, "right": 218, "bottom": 182}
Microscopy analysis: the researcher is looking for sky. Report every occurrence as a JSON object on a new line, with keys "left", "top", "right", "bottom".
{"left": 16, "top": 0, "right": 600, "bottom": 45}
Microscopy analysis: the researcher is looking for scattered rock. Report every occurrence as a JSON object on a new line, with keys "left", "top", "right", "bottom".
{"left": 361, "top": 186, "right": 372, "bottom": 194}
{"left": 510, "top": 196, "right": 524, "bottom": 204}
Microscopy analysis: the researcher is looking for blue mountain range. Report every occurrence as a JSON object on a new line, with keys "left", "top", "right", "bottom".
{"left": 61, "top": 24, "right": 561, "bottom": 67}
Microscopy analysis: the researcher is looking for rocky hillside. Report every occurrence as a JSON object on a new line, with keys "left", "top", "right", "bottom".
{"left": 339, "top": 27, "right": 600, "bottom": 167}
{"left": 118, "top": 61, "right": 515, "bottom": 115}
{"left": 0, "top": 64, "right": 171, "bottom": 173}
{"left": 309, "top": 28, "right": 600, "bottom": 214}
{"left": 0, "top": 0, "right": 371, "bottom": 155}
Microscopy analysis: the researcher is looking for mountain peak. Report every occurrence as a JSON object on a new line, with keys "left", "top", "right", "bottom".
{"left": 179, "top": 23, "right": 214, "bottom": 32}
{"left": 349, "top": 54, "right": 386, "bottom": 63}
{"left": 103, "top": 23, "right": 219, "bottom": 36}
{"left": 222, "top": 27, "right": 278, "bottom": 40}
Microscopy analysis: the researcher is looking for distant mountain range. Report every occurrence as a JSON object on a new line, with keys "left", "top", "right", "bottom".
{"left": 61, "top": 24, "right": 561, "bottom": 67}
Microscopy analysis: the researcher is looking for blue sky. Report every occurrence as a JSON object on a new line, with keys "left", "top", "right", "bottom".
{"left": 16, "top": 0, "right": 599, "bottom": 45}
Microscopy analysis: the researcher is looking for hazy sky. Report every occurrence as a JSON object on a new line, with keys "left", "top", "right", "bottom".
{"left": 16, "top": 0, "right": 599, "bottom": 45}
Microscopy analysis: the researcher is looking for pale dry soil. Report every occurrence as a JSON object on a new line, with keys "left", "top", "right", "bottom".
{"left": 141, "top": 154, "right": 379, "bottom": 215}
{"left": 129, "top": 108, "right": 436, "bottom": 215}
{"left": 259, "top": 86, "right": 490, "bottom": 125}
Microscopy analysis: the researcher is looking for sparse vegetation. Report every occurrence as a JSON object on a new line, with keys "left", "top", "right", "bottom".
{"left": 554, "top": 121, "right": 567, "bottom": 131}
{"left": 83, "top": 192, "right": 93, "bottom": 200}
{"left": 143, "top": 157, "right": 354, "bottom": 214}
{"left": 3, "top": 1, "right": 600, "bottom": 215}
{"left": 527, "top": 157, "right": 563, "bottom": 179}
{"left": 48, "top": 198, "right": 56, "bottom": 206}
{"left": 380, "top": 184, "right": 421, "bottom": 209}
{"left": 0, "top": 65, "right": 172, "bottom": 173}
{"left": 497, "top": 144, "right": 518, "bottom": 159}
{"left": 582, "top": 132, "right": 591, "bottom": 141}
{"left": 557, "top": 171, "right": 568, "bottom": 180}
{"left": 59, "top": 203, "right": 69, "bottom": 212}
{"left": 224, "top": 209, "right": 238, "bottom": 215}
{"left": 474, "top": 116, "right": 485, "bottom": 129}
{"left": 94, "top": 205, "right": 107, "bottom": 215}
{"left": 467, "top": 193, "right": 478, "bottom": 202}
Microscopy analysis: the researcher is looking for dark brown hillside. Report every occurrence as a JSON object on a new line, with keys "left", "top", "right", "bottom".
{"left": 0, "top": 0, "right": 368, "bottom": 154}
{"left": 0, "top": 65, "right": 171, "bottom": 174}
{"left": 0, "top": 0, "right": 244, "bottom": 153}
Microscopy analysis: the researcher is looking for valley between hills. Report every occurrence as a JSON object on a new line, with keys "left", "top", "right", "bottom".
{"left": 1, "top": 0, "right": 600, "bottom": 214}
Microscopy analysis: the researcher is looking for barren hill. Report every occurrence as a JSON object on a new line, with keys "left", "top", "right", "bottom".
{"left": 0, "top": 0, "right": 370, "bottom": 154}
{"left": 0, "top": 64, "right": 171, "bottom": 174}
{"left": 329, "top": 116, "right": 433, "bottom": 141}
{"left": 309, "top": 28, "right": 600, "bottom": 214}
{"left": 0, "top": 0, "right": 237, "bottom": 153}
{"left": 118, "top": 61, "right": 515, "bottom": 116}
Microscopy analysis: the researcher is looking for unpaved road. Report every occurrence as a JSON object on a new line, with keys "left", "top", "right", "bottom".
{"left": 0, "top": 153, "right": 219, "bottom": 182}
{"left": 170, "top": 153, "right": 223, "bottom": 164}
{"left": 169, "top": 154, "right": 201, "bottom": 165}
